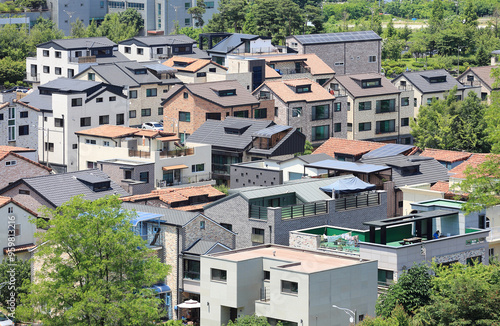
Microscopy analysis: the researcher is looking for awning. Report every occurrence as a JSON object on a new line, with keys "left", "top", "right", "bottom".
{"left": 320, "top": 177, "right": 376, "bottom": 194}
{"left": 162, "top": 164, "right": 188, "bottom": 171}
{"left": 130, "top": 211, "right": 163, "bottom": 226}
{"left": 158, "top": 136, "right": 181, "bottom": 142}
{"left": 177, "top": 299, "right": 201, "bottom": 309}
{"left": 149, "top": 283, "right": 171, "bottom": 294}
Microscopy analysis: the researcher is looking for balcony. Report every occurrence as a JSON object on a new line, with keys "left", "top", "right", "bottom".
{"left": 69, "top": 56, "right": 97, "bottom": 63}
{"left": 335, "top": 192, "right": 381, "bottom": 211}
{"left": 156, "top": 173, "right": 212, "bottom": 188}
{"left": 249, "top": 201, "right": 328, "bottom": 220}
{"left": 25, "top": 72, "right": 40, "bottom": 82}
{"left": 137, "top": 231, "right": 163, "bottom": 249}
{"left": 331, "top": 89, "right": 348, "bottom": 97}
{"left": 159, "top": 147, "right": 194, "bottom": 158}
{"left": 129, "top": 149, "right": 151, "bottom": 158}
{"left": 398, "top": 85, "right": 413, "bottom": 91}
{"left": 183, "top": 271, "right": 200, "bottom": 281}
{"left": 276, "top": 66, "right": 311, "bottom": 75}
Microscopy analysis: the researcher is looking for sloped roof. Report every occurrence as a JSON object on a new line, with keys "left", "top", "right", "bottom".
{"left": 77, "top": 61, "right": 162, "bottom": 88}
{"left": 334, "top": 73, "right": 400, "bottom": 98}
{"left": 360, "top": 155, "right": 449, "bottom": 188}
{"left": 162, "top": 80, "right": 259, "bottom": 108}
{"left": 459, "top": 66, "right": 498, "bottom": 91}
{"left": 396, "top": 69, "right": 467, "bottom": 94}
{"left": 430, "top": 180, "right": 451, "bottom": 193}
{"left": 76, "top": 125, "right": 147, "bottom": 139}
{"left": 420, "top": 148, "right": 472, "bottom": 163}
{"left": 290, "top": 31, "right": 381, "bottom": 45}
{"left": 448, "top": 153, "right": 494, "bottom": 179}
{"left": 121, "top": 185, "right": 225, "bottom": 205}
{"left": 0, "top": 169, "right": 129, "bottom": 208}
{"left": 208, "top": 33, "right": 260, "bottom": 54}
{"left": 183, "top": 239, "right": 231, "bottom": 255}
{"left": 121, "top": 202, "right": 197, "bottom": 226}
{"left": 38, "top": 37, "right": 116, "bottom": 50}
{"left": 0, "top": 146, "right": 35, "bottom": 153}
{"left": 362, "top": 144, "right": 415, "bottom": 159}
{"left": 255, "top": 78, "right": 334, "bottom": 103}
{"left": 0, "top": 151, "right": 52, "bottom": 172}
{"left": 260, "top": 53, "right": 334, "bottom": 75}
{"left": 0, "top": 196, "right": 39, "bottom": 217}
{"left": 187, "top": 117, "right": 273, "bottom": 150}
{"left": 16, "top": 90, "right": 52, "bottom": 111}
{"left": 119, "top": 34, "right": 196, "bottom": 47}
{"left": 314, "top": 138, "right": 385, "bottom": 158}
{"left": 163, "top": 56, "right": 227, "bottom": 73}
{"left": 294, "top": 153, "right": 334, "bottom": 164}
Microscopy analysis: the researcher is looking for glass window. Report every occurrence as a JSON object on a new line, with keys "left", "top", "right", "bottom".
{"left": 137, "top": 48, "right": 144, "bottom": 55}
{"left": 359, "top": 101, "right": 371, "bottom": 111}
{"left": 20, "top": 111, "right": 28, "bottom": 118}
{"left": 72, "top": 98, "right": 82, "bottom": 107}
{"left": 55, "top": 67, "right": 62, "bottom": 75}
{"left": 43, "top": 50, "right": 49, "bottom": 57}
{"left": 296, "top": 85, "right": 311, "bottom": 93}
{"left": 252, "top": 228, "right": 264, "bottom": 244}
{"left": 45, "top": 142, "right": 54, "bottom": 152}
{"left": 116, "top": 114, "right": 124, "bottom": 125}
{"left": 99, "top": 115, "right": 109, "bottom": 125}
{"left": 183, "top": 259, "right": 200, "bottom": 280}
{"left": 129, "top": 110, "right": 136, "bottom": 118}
{"left": 54, "top": 118, "right": 64, "bottom": 127}
{"left": 401, "top": 117, "right": 409, "bottom": 127}
{"left": 401, "top": 97, "right": 409, "bottom": 106}
{"left": 141, "top": 108, "right": 151, "bottom": 117}
{"left": 85, "top": 139, "right": 96, "bottom": 144}
{"left": 254, "top": 108, "right": 267, "bottom": 119}
{"left": 124, "top": 46, "right": 131, "bottom": 54}
{"left": 281, "top": 280, "right": 298, "bottom": 294}
{"left": 18, "top": 125, "right": 29, "bottom": 136}
{"left": 109, "top": 96, "right": 116, "bottom": 102}
{"left": 185, "top": 18, "right": 190, "bottom": 26}
{"left": 139, "top": 172, "right": 149, "bottom": 183}
{"left": 312, "top": 105, "right": 329, "bottom": 120}
{"left": 361, "top": 79, "right": 381, "bottom": 88}
{"left": 158, "top": 107, "right": 163, "bottom": 115}
{"left": 376, "top": 120, "right": 396, "bottom": 134}
{"left": 129, "top": 90, "right": 137, "bottom": 98}
{"left": 347, "top": 123, "right": 352, "bottom": 132}
{"left": 334, "top": 103, "right": 341, "bottom": 112}
{"left": 43, "top": 66, "right": 50, "bottom": 73}
{"left": 234, "top": 110, "right": 249, "bottom": 118}
{"left": 358, "top": 122, "right": 371, "bottom": 131}
{"left": 312, "top": 125, "right": 329, "bottom": 141}
{"left": 88, "top": 73, "right": 95, "bottom": 81}
{"left": 192, "top": 164, "right": 204, "bottom": 172}
{"left": 196, "top": 72, "right": 207, "bottom": 77}
{"left": 376, "top": 99, "right": 396, "bottom": 113}
{"left": 96, "top": 97, "right": 103, "bottom": 103}
{"left": 184, "top": 92, "right": 189, "bottom": 99}
{"left": 369, "top": 55, "right": 377, "bottom": 62}
{"left": 146, "top": 88, "right": 157, "bottom": 97}
{"left": 205, "top": 1, "right": 214, "bottom": 8}
{"left": 292, "top": 107, "right": 302, "bottom": 117}
{"left": 179, "top": 111, "right": 191, "bottom": 122}
{"left": 211, "top": 268, "right": 227, "bottom": 282}
{"left": 334, "top": 123, "right": 341, "bottom": 132}
{"left": 80, "top": 117, "right": 91, "bottom": 127}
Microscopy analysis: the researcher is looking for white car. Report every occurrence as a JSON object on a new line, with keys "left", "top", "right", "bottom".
{"left": 141, "top": 122, "right": 163, "bottom": 131}
{"left": 0, "top": 312, "right": 13, "bottom": 326}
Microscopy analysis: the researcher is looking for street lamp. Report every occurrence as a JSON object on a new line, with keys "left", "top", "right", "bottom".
{"left": 457, "top": 47, "right": 462, "bottom": 76}
{"left": 332, "top": 305, "right": 357, "bottom": 325}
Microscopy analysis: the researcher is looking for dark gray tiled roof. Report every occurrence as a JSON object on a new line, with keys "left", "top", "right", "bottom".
{"left": 121, "top": 202, "right": 197, "bottom": 226}
{"left": 335, "top": 73, "right": 400, "bottom": 98}
{"left": 295, "top": 153, "right": 334, "bottom": 164}
{"left": 38, "top": 78, "right": 101, "bottom": 92}
{"left": 120, "top": 35, "right": 196, "bottom": 47}
{"left": 20, "top": 169, "right": 129, "bottom": 207}
{"left": 175, "top": 47, "right": 210, "bottom": 59}
{"left": 252, "top": 125, "right": 291, "bottom": 138}
{"left": 183, "top": 239, "right": 230, "bottom": 255}
{"left": 83, "top": 62, "right": 161, "bottom": 87}
{"left": 291, "top": 31, "right": 381, "bottom": 45}
{"left": 95, "top": 51, "right": 130, "bottom": 64}
{"left": 360, "top": 155, "right": 449, "bottom": 188}
{"left": 362, "top": 144, "right": 414, "bottom": 159}
{"left": 187, "top": 117, "right": 273, "bottom": 150}
{"left": 396, "top": 69, "right": 466, "bottom": 94}
{"left": 208, "top": 33, "right": 259, "bottom": 54}
{"left": 38, "top": 37, "right": 116, "bottom": 50}
{"left": 18, "top": 90, "right": 52, "bottom": 111}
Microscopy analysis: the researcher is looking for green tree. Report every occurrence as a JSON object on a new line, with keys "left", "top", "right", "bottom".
{"left": 188, "top": 0, "right": 207, "bottom": 27}
{"left": 462, "top": 0, "right": 479, "bottom": 27}
{"left": 98, "top": 13, "right": 138, "bottom": 43}
{"left": 71, "top": 18, "right": 88, "bottom": 38}
{"left": 28, "top": 17, "right": 64, "bottom": 52}
{"left": 376, "top": 264, "right": 432, "bottom": 318}
{"left": 0, "top": 57, "right": 26, "bottom": 87}
{"left": 485, "top": 68, "right": 500, "bottom": 153}
{"left": 0, "top": 257, "right": 30, "bottom": 308}
{"left": 476, "top": 45, "right": 490, "bottom": 66}
{"left": 0, "top": 24, "right": 29, "bottom": 60}
{"left": 296, "top": 140, "right": 313, "bottom": 156}
{"left": 303, "top": 4, "right": 324, "bottom": 34}
{"left": 386, "top": 19, "right": 397, "bottom": 38}
{"left": 429, "top": 0, "right": 444, "bottom": 32}
{"left": 118, "top": 8, "right": 144, "bottom": 31}
{"left": 359, "top": 305, "right": 411, "bottom": 326}
{"left": 226, "top": 314, "right": 283, "bottom": 325}
{"left": 219, "top": 0, "right": 248, "bottom": 33}
{"left": 15, "top": 0, "right": 45, "bottom": 9}
{"left": 18, "top": 195, "right": 170, "bottom": 326}
{"left": 382, "top": 37, "right": 405, "bottom": 60}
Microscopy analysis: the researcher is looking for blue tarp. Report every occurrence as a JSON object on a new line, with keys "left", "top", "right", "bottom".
{"left": 320, "top": 177, "right": 376, "bottom": 194}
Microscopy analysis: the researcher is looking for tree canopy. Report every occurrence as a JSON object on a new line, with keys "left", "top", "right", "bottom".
{"left": 18, "top": 195, "right": 170, "bottom": 326}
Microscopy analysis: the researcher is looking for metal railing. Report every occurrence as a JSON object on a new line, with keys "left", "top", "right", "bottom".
{"left": 159, "top": 147, "right": 194, "bottom": 158}
{"left": 331, "top": 89, "right": 348, "bottom": 97}
{"left": 259, "top": 287, "right": 270, "bottom": 302}
{"left": 138, "top": 231, "right": 163, "bottom": 247}
{"left": 376, "top": 105, "right": 398, "bottom": 114}
{"left": 277, "top": 67, "right": 311, "bottom": 75}
{"left": 281, "top": 201, "right": 327, "bottom": 219}
{"left": 335, "top": 192, "right": 380, "bottom": 211}
{"left": 156, "top": 173, "right": 212, "bottom": 188}
{"left": 69, "top": 55, "right": 96, "bottom": 63}
{"left": 250, "top": 205, "right": 268, "bottom": 220}
{"left": 398, "top": 85, "right": 413, "bottom": 91}
{"left": 25, "top": 72, "right": 40, "bottom": 82}
{"left": 129, "top": 149, "right": 150, "bottom": 158}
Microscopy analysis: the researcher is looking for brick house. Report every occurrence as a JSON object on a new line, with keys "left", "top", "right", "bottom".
{"left": 0, "top": 147, "right": 52, "bottom": 189}
{"left": 253, "top": 78, "right": 345, "bottom": 145}
{"left": 161, "top": 80, "right": 274, "bottom": 142}
{"left": 328, "top": 73, "right": 414, "bottom": 144}
{"left": 286, "top": 31, "right": 382, "bottom": 74}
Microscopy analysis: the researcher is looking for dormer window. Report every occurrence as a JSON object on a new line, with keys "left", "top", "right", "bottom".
{"left": 76, "top": 175, "right": 111, "bottom": 192}
{"left": 173, "top": 61, "right": 188, "bottom": 67}
{"left": 361, "top": 79, "right": 381, "bottom": 88}
{"left": 401, "top": 165, "right": 420, "bottom": 176}
{"left": 425, "top": 75, "right": 446, "bottom": 83}
{"left": 134, "top": 69, "right": 147, "bottom": 75}
{"left": 218, "top": 89, "right": 236, "bottom": 96}
{"left": 296, "top": 85, "right": 311, "bottom": 93}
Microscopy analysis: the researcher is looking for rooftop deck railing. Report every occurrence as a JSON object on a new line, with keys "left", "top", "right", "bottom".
{"left": 335, "top": 192, "right": 380, "bottom": 211}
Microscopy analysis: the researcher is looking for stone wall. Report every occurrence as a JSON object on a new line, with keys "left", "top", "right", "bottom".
{"left": 289, "top": 231, "right": 321, "bottom": 250}
{"left": 182, "top": 214, "right": 236, "bottom": 250}
{"left": 0, "top": 153, "right": 51, "bottom": 190}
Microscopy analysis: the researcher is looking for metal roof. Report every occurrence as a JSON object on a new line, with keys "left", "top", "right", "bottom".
{"left": 291, "top": 31, "right": 381, "bottom": 45}
{"left": 76, "top": 173, "right": 110, "bottom": 184}
{"left": 362, "top": 144, "right": 414, "bottom": 159}
{"left": 252, "top": 125, "right": 291, "bottom": 138}
{"left": 130, "top": 211, "right": 164, "bottom": 226}
{"left": 121, "top": 202, "right": 197, "bottom": 226}
{"left": 38, "top": 78, "right": 101, "bottom": 92}
{"left": 360, "top": 155, "right": 449, "bottom": 188}
{"left": 305, "top": 159, "right": 391, "bottom": 174}
{"left": 231, "top": 175, "right": 353, "bottom": 203}
{"left": 208, "top": 33, "right": 260, "bottom": 54}
{"left": 363, "top": 210, "right": 458, "bottom": 228}
{"left": 119, "top": 34, "right": 196, "bottom": 47}
{"left": 183, "top": 240, "right": 230, "bottom": 255}
{"left": 143, "top": 63, "right": 177, "bottom": 74}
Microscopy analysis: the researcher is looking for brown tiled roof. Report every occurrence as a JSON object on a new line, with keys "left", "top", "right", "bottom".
{"left": 76, "top": 125, "right": 174, "bottom": 139}
{"left": 0, "top": 102, "right": 9, "bottom": 110}
{"left": 256, "top": 78, "right": 334, "bottom": 103}
{"left": 334, "top": 73, "right": 400, "bottom": 98}
{"left": 314, "top": 138, "right": 385, "bottom": 157}
{"left": 163, "top": 56, "right": 227, "bottom": 73}
{"left": 121, "top": 185, "right": 225, "bottom": 206}
{"left": 13, "top": 99, "right": 41, "bottom": 111}
{"left": 0, "top": 195, "right": 39, "bottom": 217}
{"left": 174, "top": 203, "right": 209, "bottom": 211}
{"left": 420, "top": 148, "right": 472, "bottom": 163}
{"left": 462, "top": 66, "right": 497, "bottom": 90}
{"left": 0, "top": 196, "right": 10, "bottom": 207}
{"left": 265, "top": 65, "right": 281, "bottom": 78}
{"left": 449, "top": 153, "right": 494, "bottom": 179}
{"left": 430, "top": 181, "right": 450, "bottom": 193}
{"left": 0, "top": 146, "right": 36, "bottom": 153}
{"left": 0, "top": 151, "right": 52, "bottom": 172}
{"left": 261, "top": 53, "right": 334, "bottom": 75}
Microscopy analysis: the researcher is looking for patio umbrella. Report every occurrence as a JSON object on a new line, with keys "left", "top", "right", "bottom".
{"left": 177, "top": 299, "right": 201, "bottom": 309}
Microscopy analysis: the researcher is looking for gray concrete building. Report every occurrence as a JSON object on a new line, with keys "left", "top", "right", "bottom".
{"left": 98, "top": 159, "right": 155, "bottom": 195}
{"left": 47, "top": 0, "right": 108, "bottom": 35}
{"left": 286, "top": 31, "right": 382, "bottom": 75}
{"left": 203, "top": 175, "right": 387, "bottom": 249}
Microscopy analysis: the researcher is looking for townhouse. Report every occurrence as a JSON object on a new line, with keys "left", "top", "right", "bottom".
{"left": 186, "top": 117, "right": 305, "bottom": 183}
{"left": 0, "top": 100, "right": 40, "bottom": 151}
{"left": 200, "top": 244, "right": 377, "bottom": 326}
{"left": 75, "top": 125, "right": 212, "bottom": 192}
{"left": 286, "top": 31, "right": 382, "bottom": 74}
{"left": 118, "top": 34, "right": 203, "bottom": 61}
{"left": 253, "top": 78, "right": 346, "bottom": 145}
{"left": 392, "top": 69, "right": 481, "bottom": 117}
{"left": 161, "top": 80, "right": 275, "bottom": 141}
{"left": 16, "top": 78, "right": 128, "bottom": 173}
{"left": 25, "top": 37, "right": 122, "bottom": 86}
{"left": 163, "top": 56, "right": 228, "bottom": 84}
{"left": 457, "top": 65, "right": 499, "bottom": 104}
{"left": 329, "top": 73, "right": 414, "bottom": 144}
{"left": 0, "top": 147, "right": 52, "bottom": 189}
{"left": 74, "top": 61, "right": 181, "bottom": 127}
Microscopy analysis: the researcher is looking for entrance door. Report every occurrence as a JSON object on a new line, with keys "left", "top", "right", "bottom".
{"left": 229, "top": 308, "right": 238, "bottom": 322}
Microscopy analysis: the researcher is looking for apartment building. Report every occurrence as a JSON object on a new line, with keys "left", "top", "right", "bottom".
{"left": 46, "top": 0, "right": 108, "bottom": 35}
{"left": 16, "top": 78, "right": 128, "bottom": 173}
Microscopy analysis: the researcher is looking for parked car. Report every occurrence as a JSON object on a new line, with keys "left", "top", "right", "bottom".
{"left": 142, "top": 122, "right": 163, "bottom": 131}
{"left": 0, "top": 312, "right": 13, "bottom": 326}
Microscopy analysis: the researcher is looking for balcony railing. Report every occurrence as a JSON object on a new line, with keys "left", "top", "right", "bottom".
{"left": 335, "top": 192, "right": 380, "bottom": 211}
{"left": 277, "top": 67, "right": 311, "bottom": 75}
{"left": 25, "top": 72, "right": 40, "bottom": 82}
{"left": 250, "top": 205, "right": 268, "bottom": 220}
{"left": 138, "top": 231, "right": 163, "bottom": 248}
{"left": 156, "top": 173, "right": 212, "bottom": 188}
{"left": 69, "top": 55, "right": 96, "bottom": 63}
{"left": 129, "top": 149, "right": 151, "bottom": 158}
{"left": 259, "top": 287, "right": 270, "bottom": 302}
{"left": 398, "top": 85, "right": 413, "bottom": 91}
{"left": 282, "top": 201, "right": 328, "bottom": 219}
{"left": 159, "top": 147, "right": 194, "bottom": 158}
{"left": 331, "top": 89, "right": 348, "bottom": 97}
{"left": 376, "top": 105, "right": 398, "bottom": 114}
